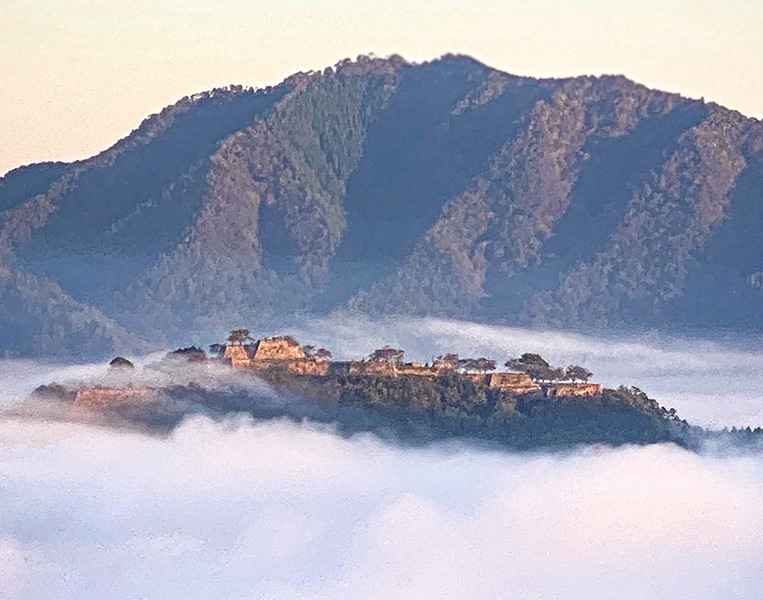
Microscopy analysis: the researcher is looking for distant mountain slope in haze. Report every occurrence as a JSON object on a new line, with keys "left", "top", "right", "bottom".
{"left": 1, "top": 54, "right": 761, "bottom": 357}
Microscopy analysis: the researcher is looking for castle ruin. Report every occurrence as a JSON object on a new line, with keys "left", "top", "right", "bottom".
{"left": 220, "top": 334, "right": 600, "bottom": 397}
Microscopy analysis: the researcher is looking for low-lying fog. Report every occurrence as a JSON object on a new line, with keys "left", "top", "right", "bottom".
{"left": 2, "top": 317, "right": 763, "bottom": 599}
{"left": 285, "top": 316, "right": 763, "bottom": 429}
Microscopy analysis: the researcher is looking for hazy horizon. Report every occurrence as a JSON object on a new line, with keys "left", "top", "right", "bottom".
{"left": 2, "top": 0, "right": 762, "bottom": 176}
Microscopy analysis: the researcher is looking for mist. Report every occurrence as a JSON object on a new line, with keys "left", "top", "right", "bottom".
{"left": 2, "top": 318, "right": 763, "bottom": 599}
{"left": 2, "top": 415, "right": 763, "bottom": 599}
{"left": 254, "top": 315, "right": 763, "bottom": 428}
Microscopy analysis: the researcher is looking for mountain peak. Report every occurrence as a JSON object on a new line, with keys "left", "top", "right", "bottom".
{"left": 1, "top": 57, "right": 760, "bottom": 357}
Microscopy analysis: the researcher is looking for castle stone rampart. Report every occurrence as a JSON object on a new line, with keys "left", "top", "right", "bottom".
{"left": 396, "top": 362, "right": 439, "bottom": 377}
{"left": 253, "top": 338, "right": 306, "bottom": 361}
{"left": 544, "top": 383, "right": 603, "bottom": 397}
{"left": 251, "top": 359, "right": 329, "bottom": 376}
{"left": 225, "top": 345, "right": 254, "bottom": 367}
{"left": 348, "top": 361, "right": 398, "bottom": 377}
{"left": 488, "top": 373, "right": 541, "bottom": 394}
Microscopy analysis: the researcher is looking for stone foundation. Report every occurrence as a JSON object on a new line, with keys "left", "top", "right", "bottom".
{"left": 488, "top": 373, "right": 541, "bottom": 394}
{"left": 224, "top": 345, "right": 254, "bottom": 367}
{"left": 74, "top": 387, "right": 157, "bottom": 409}
{"left": 348, "top": 361, "right": 397, "bottom": 377}
{"left": 252, "top": 338, "right": 306, "bottom": 361}
{"left": 251, "top": 359, "right": 330, "bottom": 376}
{"left": 544, "top": 383, "right": 603, "bottom": 397}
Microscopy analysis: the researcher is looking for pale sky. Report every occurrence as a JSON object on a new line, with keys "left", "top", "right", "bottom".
{"left": 1, "top": 0, "right": 761, "bottom": 176}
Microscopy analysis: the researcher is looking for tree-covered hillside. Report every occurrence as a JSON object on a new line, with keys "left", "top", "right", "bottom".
{"left": 1, "top": 55, "right": 761, "bottom": 357}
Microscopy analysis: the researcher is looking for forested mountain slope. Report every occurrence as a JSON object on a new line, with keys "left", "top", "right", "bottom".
{"left": 1, "top": 55, "right": 761, "bottom": 357}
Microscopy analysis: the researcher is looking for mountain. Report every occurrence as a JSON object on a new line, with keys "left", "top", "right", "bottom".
{"left": 1, "top": 54, "right": 761, "bottom": 357}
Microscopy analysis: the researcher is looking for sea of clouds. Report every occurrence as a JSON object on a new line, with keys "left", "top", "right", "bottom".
{"left": 2, "top": 317, "right": 763, "bottom": 599}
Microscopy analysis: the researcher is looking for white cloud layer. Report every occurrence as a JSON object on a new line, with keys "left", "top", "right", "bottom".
{"left": 2, "top": 319, "right": 763, "bottom": 598}
{"left": 1, "top": 416, "right": 762, "bottom": 599}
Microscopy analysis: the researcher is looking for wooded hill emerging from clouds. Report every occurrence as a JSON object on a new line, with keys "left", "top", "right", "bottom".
{"left": 1, "top": 55, "right": 761, "bottom": 357}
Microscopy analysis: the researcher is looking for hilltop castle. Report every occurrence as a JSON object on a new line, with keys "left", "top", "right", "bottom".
{"left": 220, "top": 335, "right": 602, "bottom": 397}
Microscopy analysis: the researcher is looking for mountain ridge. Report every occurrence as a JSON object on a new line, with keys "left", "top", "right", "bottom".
{"left": 1, "top": 54, "right": 761, "bottom": 357}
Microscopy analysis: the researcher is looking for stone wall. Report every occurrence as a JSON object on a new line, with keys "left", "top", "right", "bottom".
{"left": 487, "top": 373, "right": 541, "bottom": 394}
{"left": 225, "top": 338, "right": 307, "bottom": 367}
{"left": 224, "top": 345, "right": 253, "bottom": 367}
{"left": 348, "top": 361, "right": 398, "bottom": 377}
{"left": 251, "top": 359, "right": 330, "bottom": 376}
{"left": 74, "top": 387, "right": 157, "bottom": 409}
{"left": 397, "top": 362, "right": 439, "bottom": 377}
{"left": 253, "top": 338, "right": 306, "bottom": 361}
{"left": 544, "top": 383, "right": 603, "bottom": 397}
